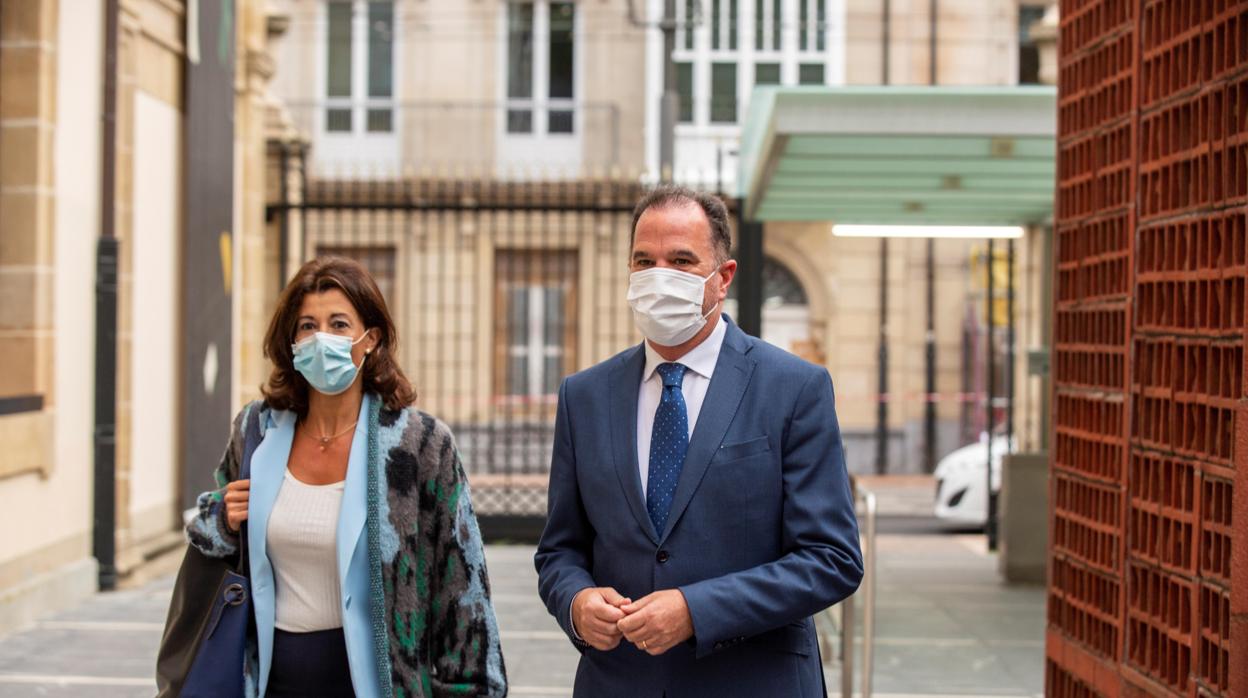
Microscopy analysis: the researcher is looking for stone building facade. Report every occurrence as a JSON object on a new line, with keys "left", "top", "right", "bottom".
{"left": 0, "top": 0, "right": 278, "bottom": 630}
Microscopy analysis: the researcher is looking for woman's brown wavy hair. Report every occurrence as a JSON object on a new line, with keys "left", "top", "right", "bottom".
{"left": 262, "top": 256, "right": 416, "bottom": 415}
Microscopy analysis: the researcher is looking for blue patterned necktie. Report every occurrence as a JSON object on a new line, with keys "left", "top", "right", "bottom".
{"left": 647, "top": 362, "right": 689, "bottom": 536}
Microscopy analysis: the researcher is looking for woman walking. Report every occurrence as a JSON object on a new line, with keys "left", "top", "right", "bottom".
{"left": 186, "top": 256, "right": 507, "bottom": 697}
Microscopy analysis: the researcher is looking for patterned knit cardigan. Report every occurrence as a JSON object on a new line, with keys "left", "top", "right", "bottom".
{"left": 187, "top": 397, "right": 508, "bottom": 698}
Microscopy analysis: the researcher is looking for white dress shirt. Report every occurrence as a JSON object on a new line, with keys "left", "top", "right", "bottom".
{"left": 637, "top": 315, "right": 727, "bottom": 494}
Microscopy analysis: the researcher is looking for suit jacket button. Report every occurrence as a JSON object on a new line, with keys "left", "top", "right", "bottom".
{"left": 656, "top": 550, "right": 670, "bottom": 563}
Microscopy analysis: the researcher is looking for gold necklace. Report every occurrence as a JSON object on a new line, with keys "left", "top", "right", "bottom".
{"left": 302, "top": 420, "right": 358, "bottom": 452}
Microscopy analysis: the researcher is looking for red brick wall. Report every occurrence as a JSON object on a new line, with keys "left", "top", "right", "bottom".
{"left": 1049, "top": 1, "right": 1248, "bottom": 696}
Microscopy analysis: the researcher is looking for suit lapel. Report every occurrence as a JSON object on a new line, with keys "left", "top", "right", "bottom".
{"left": 658, "top": 321, "right": 756, "bottom": 543}
{"left": 608, "top": 345, "right": 660, "bottom": 545}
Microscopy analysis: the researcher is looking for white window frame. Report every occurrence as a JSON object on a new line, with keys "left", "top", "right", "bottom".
{"left": 497, "top": 0, "right": 583, "bottom": 174}
{"left": 673, "top": 0, "right": 844, "bottom": 130}
{"left": 315, "top": 0, "right": 400, "bottom": 171}
{"left": 505, "top": 285, "right": 567, "bottom": 398}
{"left": 652, "top": 0, "right": 846, "bottom": 180}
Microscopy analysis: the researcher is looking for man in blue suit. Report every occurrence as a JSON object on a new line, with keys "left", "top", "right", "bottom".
{"left": 535, "top": 186, "right": 863, "bottom": 697}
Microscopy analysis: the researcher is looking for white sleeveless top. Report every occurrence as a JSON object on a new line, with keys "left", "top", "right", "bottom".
{"left": 267, "top": 468, "right": 345, "bottom": 632}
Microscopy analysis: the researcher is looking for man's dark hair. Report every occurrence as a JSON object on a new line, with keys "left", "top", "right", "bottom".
{"left": 630, "top": 185, "right": 733, "bottom": 263}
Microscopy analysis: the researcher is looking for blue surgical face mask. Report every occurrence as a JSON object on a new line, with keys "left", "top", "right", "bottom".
{"left": 291, "top": 330, "right": 371, "bottom": 396}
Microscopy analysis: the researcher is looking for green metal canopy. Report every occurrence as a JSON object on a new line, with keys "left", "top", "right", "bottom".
{"left": 737, "top": 86, "right": 1057, "bottom": 225}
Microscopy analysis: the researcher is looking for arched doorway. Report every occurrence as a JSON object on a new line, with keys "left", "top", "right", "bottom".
{"left": 725, "top": 256, "right": 815, "bottom": 361}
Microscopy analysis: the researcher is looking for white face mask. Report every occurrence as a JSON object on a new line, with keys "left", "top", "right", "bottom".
{"left": 627, "top": 267, "right": 720, "bottom": 346}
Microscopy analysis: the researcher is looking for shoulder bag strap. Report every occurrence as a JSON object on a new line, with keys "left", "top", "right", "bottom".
{"left": 236, "top": 403, "right": 265, "bottom": 576}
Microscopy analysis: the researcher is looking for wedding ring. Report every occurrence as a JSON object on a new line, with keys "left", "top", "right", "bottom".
{"left": 640, "top": 640, "right": 648, "bottom": 650}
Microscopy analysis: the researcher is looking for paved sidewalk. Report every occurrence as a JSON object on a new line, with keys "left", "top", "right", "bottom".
{"left": 838, "top": 532, "right": 1045, "bottom": 697}
{"left": 0, "top": 518, "right": 1044, "bottom": 697}
{"left": 0, "top": 546, "right": 583, "bottom": 698}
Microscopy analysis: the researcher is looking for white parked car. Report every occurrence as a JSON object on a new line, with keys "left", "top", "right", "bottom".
{"left": 933, "top": 434, "right": 1015, "bottom": 526}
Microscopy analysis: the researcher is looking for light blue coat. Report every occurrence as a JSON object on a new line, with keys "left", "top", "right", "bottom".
{"left": 246, "top": 394, "right": 382, "bottom": 698}
{"left": 188, "top": 394, "right": 507, "bottom": 697}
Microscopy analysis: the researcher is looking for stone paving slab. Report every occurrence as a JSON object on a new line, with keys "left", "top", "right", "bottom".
{"left": 856, "top": 534, "right": 1044, "bottom": 697}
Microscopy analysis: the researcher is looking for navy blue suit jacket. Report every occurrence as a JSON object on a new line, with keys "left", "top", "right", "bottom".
{"left": 535, "top": 317, "right": 863, "bottom": 698}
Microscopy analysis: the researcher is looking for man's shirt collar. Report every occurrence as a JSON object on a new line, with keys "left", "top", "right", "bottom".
{"left": 642, "top": 313, "right": 728, "bottom": 384}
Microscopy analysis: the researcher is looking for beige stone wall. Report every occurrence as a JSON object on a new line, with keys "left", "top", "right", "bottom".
{"left": 398, "top": 0, "right": 499, "bottom": 167}
{"left": 49, "top": 0, "right": 103, "bottom": 570}
{"left": 578, "top": 6, "right": 647, "bottom": 173}
{"left": 236, "top": 0, "right": 279, "bottom": 405}
{"left": 1011, "top": 225, "right": 1048, "bottom": 454}
{"left": 110, "top": 0, "right": 188, "bottom": 576}
{"left": 267, "top": 0, "right": 647, "bottom": 173}
{"left": 127, "top": 88, "right": 182, "bottom": 556}
{"left": 844, "top": 0, "right": 1018, "bottom": 86}
{"left": 0, "top": 0, "right": 57, "bottom": 480}
{"left": 115, "top": 0, "right": 279, "bottom": 568}
{"left": 0, "top": 0, "right": 284, "bottom": 613}
{"left": 0, "top": 0, "right": 100, "bottom": 630}
{"left": 266, "top": 0, "right": 314, "bottom": 109}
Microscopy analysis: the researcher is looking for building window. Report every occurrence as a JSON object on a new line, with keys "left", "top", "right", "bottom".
{"left": 366, "top": 2, "right": 394, "bottom": 131}
{"left": 709, "top": 0, "right": 740, "bottom": 51}
{"left": 751, "top": 0, "right": 781, "bottom": 51}
{"left": 710, "top": 62, "right": 737, "bottom": 123}
{"left": 799, "top": 63, "right": 825, "bottom": 85}
{"left": 797, "top": 0, "right": 827, "bottom": 51}
{"left": 1017, "top": 5, "right": 1046, "bottom": 85}
{"left": 677, "top": 62, "right": 694, "bottom": 123}
{"left": 755, "top": 62, "right": 780, "bottom": 85}
{"left": 548, "top": 2, "right": 575, "bottom": 133}
{"left": 326, "top": 3, "right": 353, "bottom": 132}
{"left": 495, "top": 251, "right": 577, "bottom": 399}
{"left": 713, "top": 0, "right": 723, "bottom": 49}
{"left": 506, "top": 1, "right": 577, "bottom": 136}
{"left": 815, "top": 0, "right": 826, "bottom": 51}
{"left": 507, "top": 3, "right": 535, "bottom": 133}
{"left": 683, "top": 0, "right": 696, "bottom": 49}
{"left": 672, "top": 0, "right": 839, "bottom": 128}
{"left": 772, "top": 0, "right": 781, "bottom": 50}
{"left": 799, "top": 0, "right": 809, "bottom": 50}
{"left": 324, "top": 1, "right": 395, "bottom": 135}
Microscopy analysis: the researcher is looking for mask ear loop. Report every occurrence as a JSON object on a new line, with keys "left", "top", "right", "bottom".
{"left": 352, "top": 328, "right": 376, "bottom": 355}
{"left": 342, "top": 335, "right": 370, "bottom": 393}
{"left": 700, "top": 264, "right": 725, "bottom": 321}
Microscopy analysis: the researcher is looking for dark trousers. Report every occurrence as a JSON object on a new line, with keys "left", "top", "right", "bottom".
{"left": 267, "top": 627, "right": 356, "bottom": 697}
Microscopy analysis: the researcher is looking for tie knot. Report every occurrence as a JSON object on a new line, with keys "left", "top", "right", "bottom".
{"left": 656, "top": 363, "right": 687, "bottom": 388}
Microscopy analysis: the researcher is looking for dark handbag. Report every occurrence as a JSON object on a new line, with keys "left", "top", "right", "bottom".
{"left": 156, "top": 406, "right": 264, "bottom": 697}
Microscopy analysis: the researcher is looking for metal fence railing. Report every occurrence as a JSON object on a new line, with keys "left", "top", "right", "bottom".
{"left": 265, "top": 159, "right": 732, "bottom": 534}
{"left": 820, "top": 485, "right": 877, "bottom": 698}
